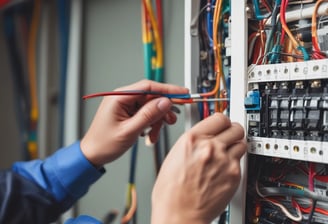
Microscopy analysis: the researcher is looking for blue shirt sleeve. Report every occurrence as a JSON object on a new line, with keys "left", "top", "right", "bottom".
{"left": 11, "top": 141, "right": 105, "bottom": 207}
{"left": 64, "top": 215, "right": 103, "bottom": 224}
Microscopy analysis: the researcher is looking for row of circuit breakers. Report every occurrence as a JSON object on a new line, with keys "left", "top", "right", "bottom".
{"left": 246, "top": 59, "right": 328, "bottom": 164}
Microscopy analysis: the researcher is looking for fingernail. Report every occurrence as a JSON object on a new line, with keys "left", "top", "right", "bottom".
{"left": 157, "top": 98, "right": 172, "bottom": 112}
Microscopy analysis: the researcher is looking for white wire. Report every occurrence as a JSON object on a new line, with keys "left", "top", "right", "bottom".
{"left": 256, "top": 181, "right": 303, "bottom": 222}
{"left": 269, "top": 199, "right": 303, "bottom": 222}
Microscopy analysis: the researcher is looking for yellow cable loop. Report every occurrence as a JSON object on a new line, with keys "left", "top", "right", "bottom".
{"left": 143, "top": 0, "right": 163, "bottom": 68}
{"left": 121, "top": 184, "right": 137, "bottom": 224}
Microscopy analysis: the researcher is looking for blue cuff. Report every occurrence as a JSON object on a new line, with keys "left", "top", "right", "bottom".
{"left": 12, "top": 141, "right": 105, "bottom": 204}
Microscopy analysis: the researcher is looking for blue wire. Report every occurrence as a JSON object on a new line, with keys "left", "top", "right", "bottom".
{"left": 297, "top": 46, "right": 310, "bottom": 61}
{"left": 207, "top": 1, "right": 213, "bottom": 47}
{"left": 253, "top": 0, "right": 271, "bottom": 20}
{"left": 129, "top": 140, "right": 138, "bottom": 184}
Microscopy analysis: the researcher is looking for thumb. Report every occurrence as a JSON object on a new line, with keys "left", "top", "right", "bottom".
{"left": 127, "top": 97, "right": 172, "bottom": 134}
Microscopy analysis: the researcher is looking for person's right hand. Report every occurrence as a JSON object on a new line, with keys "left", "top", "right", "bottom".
{"left": 151, "top": 113, "right": 247, "bottom": 224}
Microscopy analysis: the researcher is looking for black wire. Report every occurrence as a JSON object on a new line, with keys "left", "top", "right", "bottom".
{"left": 307, "top": 200, "right": 317, "bottom": 224}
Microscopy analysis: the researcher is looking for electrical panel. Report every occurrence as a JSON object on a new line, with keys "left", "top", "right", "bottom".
{"left": 245, "top": 1, "right": 328, "bottom": 223}
{"left": 185, "top": 0, "right": 328, "bottom": 223}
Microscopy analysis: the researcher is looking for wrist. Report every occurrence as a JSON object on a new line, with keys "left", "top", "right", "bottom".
{"left": 151, "top": 208, "right": 208, "bottom": 224}
{"left": 80, "top": 138, "right": 104, "bottom": 168}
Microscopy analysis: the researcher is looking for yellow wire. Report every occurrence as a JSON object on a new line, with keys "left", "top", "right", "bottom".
{"left": 28, "top": 0, "right": 41, "bottom": 122}
{"left": 143, "top": 0, "right": 163, "bottom": 68}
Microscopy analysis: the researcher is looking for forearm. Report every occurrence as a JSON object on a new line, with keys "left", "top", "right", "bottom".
{"left": 0, "top": 141, "right": 105, "bottom": 223}
{"left": 12, "top": 141, "right": 104, "bottom": 204}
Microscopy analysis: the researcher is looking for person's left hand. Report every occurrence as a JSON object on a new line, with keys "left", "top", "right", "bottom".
{"left": 81, "top": 80, "right": 189, "bottom": 167}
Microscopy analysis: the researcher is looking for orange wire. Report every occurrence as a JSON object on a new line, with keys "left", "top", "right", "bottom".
{"left": 121, "top": 186, "right": 137, "bottom": 224}
{"left": 170, "top": 98, "right": 194, "bottom": 104}
{"left": 208, "top": 0, "right": 223, "bottom": 100}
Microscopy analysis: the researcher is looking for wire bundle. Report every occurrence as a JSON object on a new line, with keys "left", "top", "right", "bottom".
{"left": 247, "top": 155, "right": 328, "bottom": 223}
{"left": 248, "top": 0, "right": 328, "bottom": 65}
{"left": 196, "top": 0, "right": 230, "bottom": 119}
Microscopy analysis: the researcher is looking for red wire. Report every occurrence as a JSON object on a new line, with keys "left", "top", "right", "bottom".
{"left": 155, "top": 0, "right": 163, "bottom": 39}
{"left": 203, "top": 100, "right": 209, "bottom": 118}
{"left": 293, "top": 198, "right": 328, "bottom": 216}
{"left": 262, "top": 0, "right": 272, "bottom": 13}
{"left": 308, "top": 162, "right": 315, "bottom": 192}
{"left": 314, "top": 175, "right": 328, "bottom": 182}
{"left": 280, "top": 0, "right": 287, "bottom": 45}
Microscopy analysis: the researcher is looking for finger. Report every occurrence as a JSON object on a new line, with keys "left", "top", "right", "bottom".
{"left": 115, "top": 79, "right": 189, "bottom": 95}
{"left": 148, "top": 121, "right": 163, "bottom": 143}
{"left": 126, "top": 97, "right": 172, "bottom": 134}
{"left": 215, "top": 122, "right": 245, "bottom": 146}
{"left": 226, "top": 139, "right": 247, "bottom": 159}
{"left": 164, "top": 111, "right": 177, "bottom": 125}
{"left": 189, "top": 113, "right": 231, "bottom": 136}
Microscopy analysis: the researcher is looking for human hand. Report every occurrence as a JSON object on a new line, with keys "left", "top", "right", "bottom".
{"left": 81, "top": 80, "right": 189, "bottom": 167}
{"left": 151, "top": 113, "right": 246, "bottom": 224}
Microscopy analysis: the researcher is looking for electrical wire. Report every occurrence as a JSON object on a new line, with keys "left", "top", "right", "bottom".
{"left": 27, "top": 0, "right": 41, "bottom": 159}
{"left": 307, "top": 200, "right": 317, "bottom": 224}
{"left": 121, "top": 184, "right": 137, "bottom": 224}
{"left": 121, "top": 142, "right": 138, "bottom": 224}
{"left": 143, "top": 0, "right": 163, "bottom": 82}
{"left": 280, "top": 0, "right": 310, "bottom": 60}
{"left": 294, "top": 199, "right": 328, "bottom": 216}
{"left": 259, "top": 186, "right": 328, "bottom": 202}
{"left": 265, "top": 198, "right": 303, "bottom": 222}
{"left": 255, "top": 181, "right": 303, "bottom": 222}
{"left": 155, "top": 0, "right": 163, "bottom": 39}
{"left": 82, "top": 89, "right": 229, "bottom": 104}
{"left": 307, "top": 162, "right": 317, "bottom": 224}
{"left": 141, "top": 1, "right": 153, "bottom": 80}
{"left": 252, "top": 0, "right": 271, "bottom": 20}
